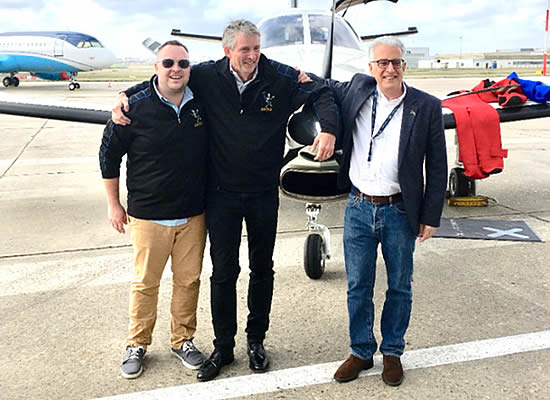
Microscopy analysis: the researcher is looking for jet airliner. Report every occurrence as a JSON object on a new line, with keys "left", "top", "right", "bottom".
{"left": 0, "top": 31, "right": 116, "bottom": 90}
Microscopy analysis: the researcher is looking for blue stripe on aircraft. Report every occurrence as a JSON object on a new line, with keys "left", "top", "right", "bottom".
{"left": 0, "top": 31, "right": 102, "bottom": 47}
{"left": 0, "top": 54, "right": 81, "bottom": 72}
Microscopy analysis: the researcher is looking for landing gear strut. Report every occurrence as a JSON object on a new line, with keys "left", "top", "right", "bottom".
{"left": 303, "top": 203, "right": 331, "bottom": 279}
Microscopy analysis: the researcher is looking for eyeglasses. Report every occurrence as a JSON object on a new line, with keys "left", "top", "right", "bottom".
{"left": 160, "top": 58, "right": 190, "bottom": 69}
{"left": 370, "top": 59, "right": 405, "bottom": 69}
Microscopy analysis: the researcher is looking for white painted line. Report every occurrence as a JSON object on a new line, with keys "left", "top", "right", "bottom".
{"left": 95, "top": 330, "right": 550, "bottom": 400}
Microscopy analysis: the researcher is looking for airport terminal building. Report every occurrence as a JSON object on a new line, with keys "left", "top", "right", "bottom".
{"left": 417, "top": 48, "right": 549, "bottom": 69}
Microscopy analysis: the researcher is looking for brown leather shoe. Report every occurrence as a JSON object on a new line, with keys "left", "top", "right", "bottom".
{"left": 334, "top": 354, "right": 374, "bottom": 383}
{"left": 382, "top": 355, "right": 404, "bottom": 386}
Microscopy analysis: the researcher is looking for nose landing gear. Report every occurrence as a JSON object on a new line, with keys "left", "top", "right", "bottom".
{"left": 68, "top": 82, "right": 80, "bottom": 91}
{"left": 303, "top": 203, "right": 331, "bottom": 279}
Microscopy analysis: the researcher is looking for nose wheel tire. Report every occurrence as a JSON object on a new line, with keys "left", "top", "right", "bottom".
{"left": 69, "top": 82, "right": 76, "bottom": 91}
{"left": 3, "top": 77, "right": 12, "bottom": 87}
{"left": 304, "top": 233, "right": 325, "bottom": 279}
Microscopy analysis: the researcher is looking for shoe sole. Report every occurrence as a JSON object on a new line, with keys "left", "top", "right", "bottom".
{"left": 170, "top": 348, "right": 203, "bottom": 370}
{"left": 382, "top": 374, "right": 404, "bottom": 386}
{"left": 121, "top": 366, "right": 143, "bottom": 379}
{"left": 196, "top": 357, "right": 235, "bottom": 382}
{"left": 334, "top": 362, "right": 374, "bottom": 383}
{"left": 249, "top": 361, "right": 270, "bottom": 373}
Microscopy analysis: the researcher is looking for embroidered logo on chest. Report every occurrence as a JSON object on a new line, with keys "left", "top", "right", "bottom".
{"left": 191, "top": 109, "right": 203, "bottom": 127}
{"left": 260, "top": 91, "right": 275, "bottom": 112}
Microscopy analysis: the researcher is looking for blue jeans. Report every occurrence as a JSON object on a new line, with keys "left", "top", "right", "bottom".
{"left": 343, "top": 190, "right": 416, "bottom": 360}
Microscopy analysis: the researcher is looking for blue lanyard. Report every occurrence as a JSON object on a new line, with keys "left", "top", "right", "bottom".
{"left": 368, "top": 90, "right": 405, "bottom": 162}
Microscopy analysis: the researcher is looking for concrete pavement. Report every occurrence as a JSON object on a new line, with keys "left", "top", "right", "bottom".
{"left": 1, "top": 79, "right": 549, "bottom": 399}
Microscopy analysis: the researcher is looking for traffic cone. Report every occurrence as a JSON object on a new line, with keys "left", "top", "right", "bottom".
{"left": 108, "top": 81, "right": 112, "bottom": 88}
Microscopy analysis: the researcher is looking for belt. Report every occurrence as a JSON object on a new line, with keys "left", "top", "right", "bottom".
{"left": 352, "top": 188, "right": 402, "bottom": 205}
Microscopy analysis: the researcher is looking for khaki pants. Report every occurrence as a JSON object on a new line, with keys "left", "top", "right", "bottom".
{"left": 126, "top": 214, "right": 206, "bottom": 349}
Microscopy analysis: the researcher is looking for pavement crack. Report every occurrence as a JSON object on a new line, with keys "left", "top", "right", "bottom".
{"left": 0, "top": 244, "right": 132, "bottom": 260}
{"left": 0, "top": 119, "right": 49, "bottom": 179}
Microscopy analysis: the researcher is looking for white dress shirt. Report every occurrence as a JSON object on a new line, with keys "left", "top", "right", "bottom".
{"left": 349, "top": 85, "right": 407, "bottom": 196}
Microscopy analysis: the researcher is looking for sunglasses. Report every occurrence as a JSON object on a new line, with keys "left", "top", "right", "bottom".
{"left": 160, "top": 58, "right": 190, "bottom": 69}
{"left": 370, "top": 59, "right": 405, "bottom": 69}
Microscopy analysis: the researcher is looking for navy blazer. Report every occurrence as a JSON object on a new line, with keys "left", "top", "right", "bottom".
{"left": 327, "top": 74, "right": 447, "bottom": 235}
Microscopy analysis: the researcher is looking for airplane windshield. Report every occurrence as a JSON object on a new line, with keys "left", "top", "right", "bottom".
{"left": 260, "top": 14, "right": 304, "bottom": 47}
{"left": 76, "top": 40, "right": 104, "bottom": 48}
{"left": 309, "top": 14, "right": 360, "bottom": 50}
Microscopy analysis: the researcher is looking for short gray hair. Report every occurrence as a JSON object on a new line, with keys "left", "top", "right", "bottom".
{"left": 369, "top": 36, "right": 405, "bottom": 60}
{"left": 222, "top": 19, "right": 260, "bottom": 49}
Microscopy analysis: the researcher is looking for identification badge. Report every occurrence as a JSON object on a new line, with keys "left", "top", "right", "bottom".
{"left": 360, "top": 161, "right": 376, "bottom": 181}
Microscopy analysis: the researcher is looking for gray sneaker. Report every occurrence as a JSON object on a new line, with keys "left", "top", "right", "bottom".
{"left": 171, "top": 340, "right": 205, "bottom": 370}
{"left": 121, "top": 346, "right": 146, "bottom": 379}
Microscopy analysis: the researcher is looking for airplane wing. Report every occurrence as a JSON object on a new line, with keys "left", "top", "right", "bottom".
{"left": 0, "top": 95, "right": 109, "bottom": 124}
{"left": 1, "top": 94, "right": 549, "bottom": 129}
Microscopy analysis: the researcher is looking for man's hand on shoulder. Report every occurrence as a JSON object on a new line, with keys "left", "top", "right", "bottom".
{"left": 311, "top": 132, "right": 336, "bottom": 161}
{"left": 295, "top": 67, "right": 312, "bottom": 84}
{"left": 111, "top": 92, "right": 131, "bottom": 125}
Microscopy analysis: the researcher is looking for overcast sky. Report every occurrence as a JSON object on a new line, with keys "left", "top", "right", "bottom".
{"left": 1, "top": 0, "right": 548, "bottom": 61}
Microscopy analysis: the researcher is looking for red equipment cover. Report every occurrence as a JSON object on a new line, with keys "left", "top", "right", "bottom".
{"left": 442, "top": 79, "right": 517, "bottom": 179}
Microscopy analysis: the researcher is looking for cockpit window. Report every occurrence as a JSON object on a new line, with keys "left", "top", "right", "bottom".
{"left": 259, "top": 14, "right": 304, "bottom": 48}
{"left": 67, "top": 34, "right": 104, "bottom": 48}
{"left": 308, "top": 14, "right": 360, "bottom": 50}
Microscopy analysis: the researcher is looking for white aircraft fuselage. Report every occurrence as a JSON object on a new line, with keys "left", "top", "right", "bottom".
{"left": 258, "top": 10, "right": 370, "bottom": 81}
{"left": 0, "top": 31, "right": 116, "bottom": 89}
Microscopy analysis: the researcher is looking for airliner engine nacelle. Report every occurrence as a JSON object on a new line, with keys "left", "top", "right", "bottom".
{"left": 32, "top": 72, "right": 72, "bottom": 81}
{"left": 281, "top": 108, "right": 348, "bottom": 202}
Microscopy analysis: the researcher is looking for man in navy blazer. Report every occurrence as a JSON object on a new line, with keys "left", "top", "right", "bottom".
{"left": 325, "top": 37, "right": 447, "bottom": 386}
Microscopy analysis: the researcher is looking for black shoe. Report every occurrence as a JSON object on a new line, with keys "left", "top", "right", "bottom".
{"left": 196, "top": 349, "right": 234, "bottom": 382}
{"left": 248, "top": 342, "right": 269, "bottom": 372}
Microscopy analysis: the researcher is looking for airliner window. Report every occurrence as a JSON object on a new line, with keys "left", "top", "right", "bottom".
{"left": 308, "top": 15, "right": 360, "bottom": 50}
{"left": 91, "top": 41, "right": 103, "bottom": 48}
{"left": 259, "top": 15, "right": 304, "bottom": 47}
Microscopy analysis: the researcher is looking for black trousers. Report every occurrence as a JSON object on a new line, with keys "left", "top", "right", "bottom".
{"left": 206, "top": 187, "right": 279, "bottom": 352}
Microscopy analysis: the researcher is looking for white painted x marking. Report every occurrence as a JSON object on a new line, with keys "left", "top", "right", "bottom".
{"left": 483, "top": 227, "right": 530, "bottom": 239}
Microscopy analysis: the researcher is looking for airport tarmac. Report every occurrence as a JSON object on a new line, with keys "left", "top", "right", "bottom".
{"left": 1, "top": 78, "right": 549, "bottom": 400}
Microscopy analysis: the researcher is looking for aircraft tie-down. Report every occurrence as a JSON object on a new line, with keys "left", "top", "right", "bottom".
{"left": 0, "top": 0, "right": 549, "bottom": 280}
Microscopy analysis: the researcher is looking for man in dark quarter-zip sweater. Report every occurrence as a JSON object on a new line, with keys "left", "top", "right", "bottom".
{"left": 111, "top": 19, "right": 339, "bottom": 382}
{"left": 100, "top": 41, "right": 208, "bottom": 379}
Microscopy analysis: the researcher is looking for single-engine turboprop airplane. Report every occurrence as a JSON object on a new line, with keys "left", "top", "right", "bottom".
{"left": 0, "top": 0, "right": 549, "bottom": 280}
{"left": 0, "top": 31, "right": 117, "bottom": 90}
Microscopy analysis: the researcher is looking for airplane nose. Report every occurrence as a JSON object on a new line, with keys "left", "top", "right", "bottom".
{"left": 97, "top": 49, "right": 117, "bottom": 68}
